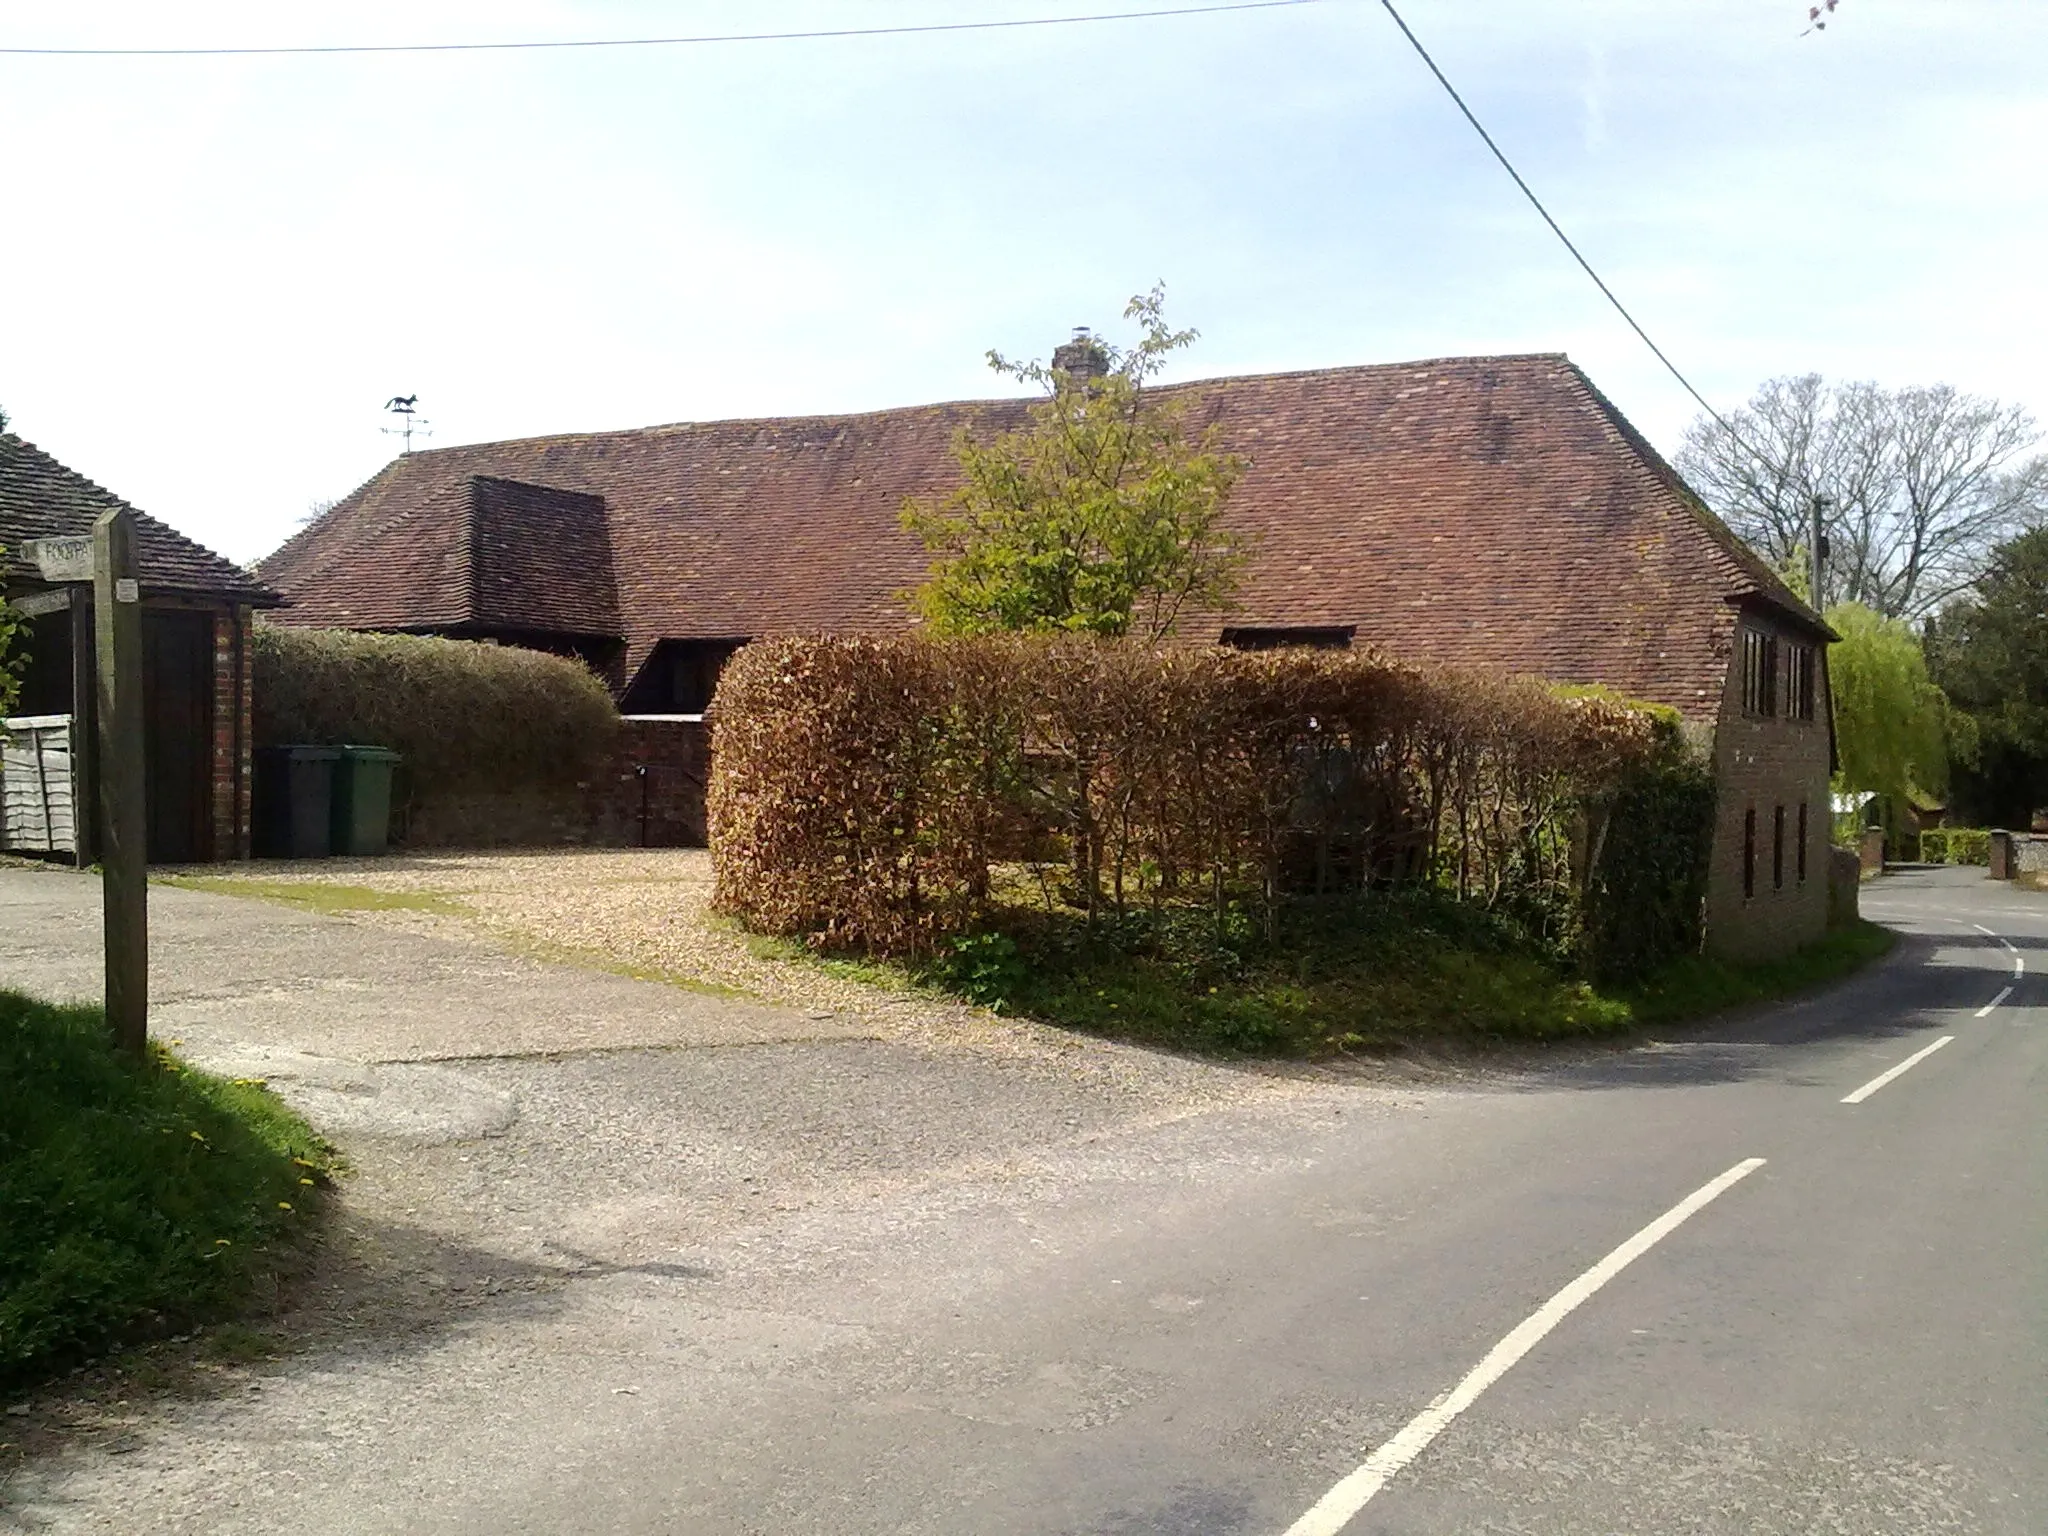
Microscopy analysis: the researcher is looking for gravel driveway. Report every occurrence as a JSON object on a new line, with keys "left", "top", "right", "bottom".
{"left": 157, "top": 847, "right": 1085, "bottom": 1053}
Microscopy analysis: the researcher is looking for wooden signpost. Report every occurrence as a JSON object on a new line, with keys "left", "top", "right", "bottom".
{"left": 91, "top": 509, "right": 148, "bottom": 1054}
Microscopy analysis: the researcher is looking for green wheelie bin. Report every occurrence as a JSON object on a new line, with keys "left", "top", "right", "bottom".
{"left": 330, "top": 745, "right": 401, "bottom": 856}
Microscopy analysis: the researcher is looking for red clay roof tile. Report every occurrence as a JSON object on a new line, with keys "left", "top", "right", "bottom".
{"left": 259, "top": 353, "right": 1819, "bottom": 722}
{"left": 2, "top": 433, "right": 278, "bottom": 604}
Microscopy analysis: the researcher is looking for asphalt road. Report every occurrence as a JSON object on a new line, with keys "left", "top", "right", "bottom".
{"left": 7, "top": 867, "right": 2042, "bottom": 1534}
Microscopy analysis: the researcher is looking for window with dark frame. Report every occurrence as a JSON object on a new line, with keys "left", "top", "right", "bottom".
{"left": 1744, "top": 807, "right": 1757, "bottom": 899}
{"left": 1773, "top": 805, "right": 1786, "bottom": 890}
{"left": 1787, "top": 643, "right": 1818, "bottom": 722}
{"left": 618, "top": 637, "right": 750, "bottom": 716}
{"left": 1741, "top": 628, "right": 1779, "bottom": 717}
{"left": 1219, "top": 626, "right": 1356, "bottom": 651}
{"left": 1798, "top": 802, "right": 1809, "bottom": 882}
{"left": 671, "top": 641, "right": 743, "bottom": 716}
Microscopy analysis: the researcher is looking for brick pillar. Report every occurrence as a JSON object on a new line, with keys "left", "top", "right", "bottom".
{"left": 212, "top": 608, "right": 237, "bottom": 861}
{"left": 235, "top": 607, "right": 254, "bottom": 860}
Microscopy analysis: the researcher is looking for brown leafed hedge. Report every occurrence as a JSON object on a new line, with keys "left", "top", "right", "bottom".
{"left": 708, "top": 635, "right": 1685, "bottom": 964}
{"left": 252, "top": 625, "right": 620, "bottom": 799}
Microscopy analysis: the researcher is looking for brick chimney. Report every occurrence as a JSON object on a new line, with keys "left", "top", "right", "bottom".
{"left": 1051, "top": 327, "right": 1109, "bottom": 384}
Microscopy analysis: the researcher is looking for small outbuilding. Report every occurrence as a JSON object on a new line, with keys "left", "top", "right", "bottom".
{"left": 1, "top": 432, "right": 278, "bottom": 863}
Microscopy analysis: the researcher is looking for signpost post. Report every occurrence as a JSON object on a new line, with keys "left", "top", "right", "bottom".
{"left": 90, "top": 510, "right": 148, "bottom": 1054}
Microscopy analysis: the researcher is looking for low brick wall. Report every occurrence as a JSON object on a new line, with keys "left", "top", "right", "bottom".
{"left": 2009, "top": 834, "right": 2048, "bottom": 878}
{"left": 611, "top": 718, "right": 711, "bottom": 847}
{"left": 395, "top": 718, "right": 709, "bottom": 850}
{"left": 1827, "top": 845, "right": 1860, "bottom": 926}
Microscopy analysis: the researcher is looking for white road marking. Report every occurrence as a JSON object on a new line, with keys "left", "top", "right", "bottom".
{"left": 1976, "top": 987, "right": 2015, "bottom": 1018}
{"left": 1280, "top": 1158, "right": 1767, "bottom": 1536}
{"left": 1841, "top": 1036, "right": 1955, "bottom": 1104}
{"left": 1967, "top": 923, "right": 2023, "bottom": 976}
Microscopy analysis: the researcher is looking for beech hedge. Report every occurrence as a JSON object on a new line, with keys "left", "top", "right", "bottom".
{"left": 708, "top": 636, "right": 1708, "bottom": 976}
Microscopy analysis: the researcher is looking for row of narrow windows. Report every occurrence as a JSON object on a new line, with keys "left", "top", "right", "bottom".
{"left": 1740, "top": 629, "right": 1818, "bottom": 721}
{"left": 1743, "top": 802, "right": 1809, "bottom": 899}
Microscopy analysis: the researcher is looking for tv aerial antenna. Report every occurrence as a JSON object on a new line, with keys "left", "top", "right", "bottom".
{"left": 382, "top": 394, "right": 431, "bottom": 454}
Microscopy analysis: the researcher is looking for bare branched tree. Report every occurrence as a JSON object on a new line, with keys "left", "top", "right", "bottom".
{"left": 1676, "top": 375, "right": 2048, "bottom": 619}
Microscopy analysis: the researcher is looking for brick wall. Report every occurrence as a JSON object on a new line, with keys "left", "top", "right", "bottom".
{"left": 2010, "top": 836, "right": 2048, "bottom": 876}
{"left": 206, "top": 602, "right": 255, "bottom": 861}
{"left": 236, "top": 608, "right": 254, "bottom": 858}
{"left": 1828, "top": 844, "right": 1860, "bottom": 926}
{"left": 1703, "top": 612, "right": 1833, "bottom": 960}
{"left": 393, "top": 717, "right": 709, "bottom": 850}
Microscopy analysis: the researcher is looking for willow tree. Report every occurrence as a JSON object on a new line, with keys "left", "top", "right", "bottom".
{"left": 902, "top": 287, "right": 1246, "bottom": 642}
{"left": 1827, "top": 602, "right": 1955, "bottom": 809}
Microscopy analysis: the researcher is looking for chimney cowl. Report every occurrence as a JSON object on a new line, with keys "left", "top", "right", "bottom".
{"left": 1052, "top": 327, "right": 1109, "bottom": 383}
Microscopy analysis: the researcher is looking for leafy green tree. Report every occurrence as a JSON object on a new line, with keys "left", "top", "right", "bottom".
{"left": 0, "top": 411, "right": 25, "bottom": 711}
{"left": 0, "top": 412, "right": 25, "bottom": 709}
{"left": 0, "top": 552, "right": 22, "bottom": 716}
{"left": 1826, "top": 602, "right": 1954, "bottom": 805}
{"left": 903, "top": 287, "right": 1246, "bottom": 641}
{"left": 1927, "top": 527, "right": 2048, "bottom": 824}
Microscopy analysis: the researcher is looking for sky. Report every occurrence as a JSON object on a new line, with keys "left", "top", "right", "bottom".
{"left": 1, "top": 0, "right": 2043, "bottom": 565}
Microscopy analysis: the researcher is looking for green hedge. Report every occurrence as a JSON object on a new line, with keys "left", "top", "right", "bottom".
{"left": 1580, "top": 753, "right": 1718, "bottom": 982}
{"left": 1918, "top": 827, "right": 1990, "bottom": 866}
{"left": 252, "top": 625, "right": 620, "bottom": 802}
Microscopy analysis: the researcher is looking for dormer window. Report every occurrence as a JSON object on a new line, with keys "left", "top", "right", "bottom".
{"left": 1221, "top": 626, "right": 1356, "bottom": 651}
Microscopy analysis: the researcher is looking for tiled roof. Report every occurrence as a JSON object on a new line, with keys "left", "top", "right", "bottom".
{"left": 471, "top": 477, "right": 618, "bottom": 636}
{"left": 0, "top": 433, "right": 278, "bottom": 604}
{"left": 260, "top": 354, "right": 1823, "bottom": 721}
{"left": 270, "top": 470, "right": 619, "bottom": 636}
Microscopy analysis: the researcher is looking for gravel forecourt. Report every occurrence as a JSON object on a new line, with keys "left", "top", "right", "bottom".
{"left": 4, "top": 850, "right": 1440, "bottom": 1533}
{"left": 171, "top": 847, "right": 1087, "bottom": 1054}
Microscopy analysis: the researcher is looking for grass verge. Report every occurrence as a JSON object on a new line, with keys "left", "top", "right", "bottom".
{"left": 813, "top": 895, "right": 1896, "bottom": 1057}
{"left": 497, "top": 932, "right": 756, "bottom": 1001}
{"left": 1613, "top": 919, "right": 1894, "bottom": 1027}
{"left": 154, "top": 873, "right": 469, "bottom": 918}
{"left": 0, "top": 990, "right": 338, "bottom": 1392}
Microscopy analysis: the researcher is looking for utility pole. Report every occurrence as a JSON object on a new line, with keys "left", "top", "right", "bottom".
{"left": 93, "top": 508, "right": 148, "bottom": 1055}
{"left": 1809, "top": 494, "right": 1830, "bottom": 613}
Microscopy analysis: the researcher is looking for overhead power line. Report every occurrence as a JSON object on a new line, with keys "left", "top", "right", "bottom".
{"left": 0, "top": 0, "right": 1324, "bottom": 57}
{"left": 1374, "top": 0, "right": 1755, "bottom": 456}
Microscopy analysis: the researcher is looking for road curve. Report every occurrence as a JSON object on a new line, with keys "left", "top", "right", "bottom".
{"left": 5, "top": 867, "right": 2041, "bottom": 1534}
